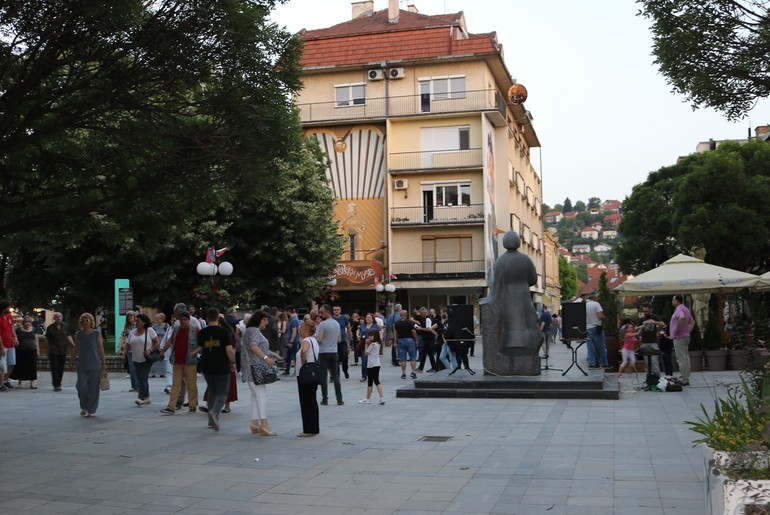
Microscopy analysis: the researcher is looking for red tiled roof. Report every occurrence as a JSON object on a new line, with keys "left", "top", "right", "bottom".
{"left": 300, "top": 9, "right": 500, "bottom": 68}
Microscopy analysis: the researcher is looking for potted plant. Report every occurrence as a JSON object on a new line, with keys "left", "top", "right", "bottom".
{"left": 687, "top": 378, "right": 770, "bottom": 514}
{"left": 689, "top": 323, "right": 704, "bottom": 372}
{"left": 704, "top": 315, "right": 728, "bottom": 371}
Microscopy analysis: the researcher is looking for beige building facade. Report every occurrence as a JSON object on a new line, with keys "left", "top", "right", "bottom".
{"left": 297, "top": 1, "right": 550, "bottom": 314}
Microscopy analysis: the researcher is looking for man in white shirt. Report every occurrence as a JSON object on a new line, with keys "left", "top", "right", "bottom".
{"left": 585, "top": 292, "right": 609, "bottom": 369}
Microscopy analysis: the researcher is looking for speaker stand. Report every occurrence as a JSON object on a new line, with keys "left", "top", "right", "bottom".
{"left": 540, "top": 335, "right": 562, "bottom": 372}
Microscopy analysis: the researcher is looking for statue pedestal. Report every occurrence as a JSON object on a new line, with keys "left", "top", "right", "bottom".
{"left": 481, "top": 303, "right": 541, "bottom": 376}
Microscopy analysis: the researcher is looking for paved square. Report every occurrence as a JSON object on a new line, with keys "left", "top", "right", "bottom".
{"left": 1, "top": 342, "right": 734, "bottom": 514}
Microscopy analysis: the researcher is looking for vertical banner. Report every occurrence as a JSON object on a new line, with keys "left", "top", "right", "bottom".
{"left": 114, "top": 279, "right": 130, "bottom": 352}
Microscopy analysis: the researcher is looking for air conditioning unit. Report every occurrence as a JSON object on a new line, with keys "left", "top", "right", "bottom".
{"left": 368, "top": 69, "right": 384, "bottom": 81}
{"left": 389, "top": 67, "right": 405, "bottom": 79}
{"left": 394, "top": 178, "right": 408, "bottom": 190}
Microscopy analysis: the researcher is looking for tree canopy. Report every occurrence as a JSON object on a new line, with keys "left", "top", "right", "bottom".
{"left": 617, "top": 140, "right": 770, "bottom": 274}
{"left": 638, "top": 0, "right": 770, "bottom": 120}
{"left": 0, "top": 0, "right": 342, "bottom": 314}
{"left": 562, "top": 198, "right": 573, "bottom": 213}
{"left": 559, "top": 255, "right": 578, "bottom": 301}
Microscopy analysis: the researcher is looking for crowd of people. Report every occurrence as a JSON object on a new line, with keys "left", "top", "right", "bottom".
{"left": 0, "top": 300, "right": 478, "bottom": 437}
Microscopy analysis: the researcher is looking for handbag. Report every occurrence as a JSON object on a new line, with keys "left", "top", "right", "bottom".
{"left": 251, "top": 361, "right": 278, "bottom": 385}
{"left": 298, "top": 338, "right": 323, "bottom": 386}
{"left": 144, "top": 330, "right": 160, "bottom": 363}
{"left": 99, "top": 369, "right": 110, "bottom": 391}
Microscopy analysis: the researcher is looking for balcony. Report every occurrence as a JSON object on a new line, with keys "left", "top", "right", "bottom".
{"left": 389, "top": 148, "right": 482, "bottom": 172}
{"left": 297, "top": 89, "right": 507, "bottom": 125}
{"left": 391, "top": 260, "right": 485, "bottom": 280}
{"left": 390, "top": 204, "right": 484, "bottom": 227}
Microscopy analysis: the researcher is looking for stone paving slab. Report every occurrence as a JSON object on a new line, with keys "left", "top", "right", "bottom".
{"left": 0, "top": 341, "right": 742, "bottom": 514}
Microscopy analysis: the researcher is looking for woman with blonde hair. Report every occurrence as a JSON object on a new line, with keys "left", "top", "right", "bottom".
{"left": 71, "top": 313, "right": 106, "bottom": 417}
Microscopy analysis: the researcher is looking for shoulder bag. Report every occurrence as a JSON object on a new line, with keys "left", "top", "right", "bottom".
{"left": 248, "top": 330, "right": 278, "bottom": 385}
{"left": 298, "top": 338, "right": 323, "bottom": 386}
{"left": 144, "top": 331, "right": 160, "bottom": 363}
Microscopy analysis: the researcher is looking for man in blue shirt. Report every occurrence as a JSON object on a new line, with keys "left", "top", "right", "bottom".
{"left": 283, "top": 306, "right": 301, "bottom": 376}
{"left": 332, "top": 306, "right": 351, "bottom": 379}
{"left": 385, "top": 303, "right": 402, "bottom": 366}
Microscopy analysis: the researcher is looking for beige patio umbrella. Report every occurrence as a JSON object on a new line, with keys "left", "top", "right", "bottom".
{"left": 754, "top": 271, "right": 770, "bottom": 291}
{"left": 614, "top": 254, "right": 759, "bottom": 296}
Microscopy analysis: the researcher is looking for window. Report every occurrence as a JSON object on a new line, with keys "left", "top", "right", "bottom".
{"left": 335, "top": 83, "right": 366, "bottom": 107}
{"left": 419, "top": 76, "right": 466, "bottom": 100}
{"left": 422, "top": 236, "right": 472, "bottom": 262}
{"left": 435, "top": 183, "right": 471, "bottom": 207}
{"left": 459, "top": 127, "right": 470, "bottom": 150}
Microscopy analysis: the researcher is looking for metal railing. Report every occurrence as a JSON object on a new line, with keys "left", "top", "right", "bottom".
{"left": 391, "top": 260, "right": 485, "bottom": 275}
{"left": 389, "top": 148, "right": 482, "bottom": 171}
{"left": 297, "top": 89, "right": 506, "bottom": 123}
{"left": 390, "top": 204, "right": 484, "bottom": 226}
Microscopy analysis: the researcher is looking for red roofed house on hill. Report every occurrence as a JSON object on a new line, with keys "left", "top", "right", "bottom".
{"left": 296, "top": 1, "right": 555, "bottom": 310}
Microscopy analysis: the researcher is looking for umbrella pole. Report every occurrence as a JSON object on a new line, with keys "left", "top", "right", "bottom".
{"left": 719, "top": 288, "right": 726, "bottom": 348}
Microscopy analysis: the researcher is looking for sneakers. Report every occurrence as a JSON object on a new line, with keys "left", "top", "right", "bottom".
{"left": 320, "top": 399, "right": 328, "bottom": 406}
{"left": 410, "top": 372, "right": 417, "bottom": 379}
{"left": 337, "top": 400, "right": 344, "bottom": 406}
{"left": 401, "top": 374, "right": 406, "bottom": 379}
{"left": 4, "top": 380, "right": 14, "bottom": 389}
{"left": 160, "top": 407, "right": 175, "bottom": 415}
{"left": 208, "top": 412, "right": 219, "bottom": 432}
{"left": 198, "top": 406, "right": 209, "bottom": 413}
{"left": 379, "top": 398, "right": 386, "bottom": 405}
{"left": 0, "top": 385, "right": 8, "bottom": 392}
{"left": 358, "top": 399, "right": 371, "bottom": 404}
{"left": 142, "top": 398, "right": 151, "bottom": 405}
{"left": 80, "top": 409, "right": 87, "bottom": 416}
{"left": 188, "top": 407, "right": 196, "bottom": 413}
{"left": 135, "top": 399, "right": 142, "bottom": 406}
{"left": 426, "top": 368, "right": 437, "bottom": 373}
{"left": 164, "top": 387, "right": 170, "bottom": 394}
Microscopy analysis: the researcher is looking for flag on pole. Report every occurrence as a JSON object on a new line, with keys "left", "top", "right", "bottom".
{"left": 205, "top": 247, "right": 228, "bottom": 263}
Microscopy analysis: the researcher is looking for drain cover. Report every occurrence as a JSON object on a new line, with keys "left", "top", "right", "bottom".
{"left": 419, "top": 436, "right": 453, "bottom": 442}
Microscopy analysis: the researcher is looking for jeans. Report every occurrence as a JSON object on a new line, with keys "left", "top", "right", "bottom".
{"left": 439, "top": 343, "right": 457, "bottom": 370}
{"left": 203, "top": 373, "right": 231, "bottom": 417}
{"left": 361, "top": 354, "right": 368, "bottom": 379}
{"left": 586, "top": 327, "right": 608, "bottom": 367}
{"left": 674, "top": 336, "right": 691, "bottom": 382}
{"left": 49, "top": 353, "right": 67, "bottom": 388}
{"left": 134, "top": 360, "right": 151, "bottom": 400}
{"left": 126, "top": 351, "right": 138, "bottom": 389}
{"left": 318, "top": 353, "right": 342, "bottom": 402}
{"left": 76, "top": 368, "right": 101, "bottom": 414}
{"left": 285, "top": 342, "right": 298, "bottom": 374}
{"left": 338, "top": 341, "right": 349, "bottom": 377}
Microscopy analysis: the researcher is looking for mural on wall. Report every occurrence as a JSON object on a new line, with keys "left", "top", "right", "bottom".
{"left": 484, "top": 131, "right": 498, "bottom": 286}
{"left": 305, "top": 126, "right": 387, "bottom": 265}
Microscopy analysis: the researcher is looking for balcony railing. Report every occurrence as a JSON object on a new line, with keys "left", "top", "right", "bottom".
{"left": 389, "top": 148, "right": 482, "bottom": 171}
{"left": 391, "top": 260, "right": 485, "bottom": 278}
{"left": 390, "top": 204, "right": 484, "bottom": 227}
{"left": 297, "top": 89, "right": 506, "bottom": 124}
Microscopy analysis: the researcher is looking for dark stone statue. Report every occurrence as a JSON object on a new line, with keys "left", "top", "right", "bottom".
{"left": 480, "top": 231, "right": 542, "bottom": 375}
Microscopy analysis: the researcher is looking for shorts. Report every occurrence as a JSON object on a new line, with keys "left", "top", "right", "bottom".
{"left": 397, "top": 338, "right": 416, "bottom": 362}
{"left": 4, "top": 347, "right": 16, "bottom": 366}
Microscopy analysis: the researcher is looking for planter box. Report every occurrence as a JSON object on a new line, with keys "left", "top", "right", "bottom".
{"left": 704, "top": 445, "right": 770, "bottom": 515}
{"left": 691, "top": 350, "right": 704, "bottom": 372}
{"left": 729, "top": 349, "right": 750, "bottom": 371}
{"left": 706, "top": 350, "right": 728, "bottom": 371}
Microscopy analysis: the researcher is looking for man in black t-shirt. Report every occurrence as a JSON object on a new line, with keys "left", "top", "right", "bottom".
{"left": 394, "top": 310, "right": 419, "bottom": 380}
{"left": 194, "top": 308, "right": 235, "bottom": 431}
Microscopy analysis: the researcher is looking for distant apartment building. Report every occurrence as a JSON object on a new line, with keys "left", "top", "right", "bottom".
{"left": 296, "top": 1, "right": 547, "bottom": 311}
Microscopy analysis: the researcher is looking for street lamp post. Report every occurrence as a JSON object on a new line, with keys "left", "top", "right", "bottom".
{"left": 375, "top": 282, "right": 397, "bottom": 318}
{"left": 196, "top": 247, "right": 233, "bottom": 309}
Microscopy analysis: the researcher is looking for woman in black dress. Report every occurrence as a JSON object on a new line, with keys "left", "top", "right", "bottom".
{"left": 11, "top": 316, "right": 39, "bottom": 389}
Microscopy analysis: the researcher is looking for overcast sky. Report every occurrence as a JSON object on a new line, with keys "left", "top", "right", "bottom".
{"left": 270, "top": 0, "right": 769, "bottom": 207}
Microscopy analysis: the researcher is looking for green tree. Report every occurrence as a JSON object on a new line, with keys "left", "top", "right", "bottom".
{"left": 588, "top": 197, "right": 601, "bottom": 210}
{"left": 598, "top": 271, "right": 619, "bottom": 335}
{"left": 542, "top": 203, "right": 552, "bottom": 214}
{"left": 575, "top": 263, "right": 589, "bottom": 284}
{"left": 618, "top": 140, "right": 770, "bottom": 274}
{"left": 639, "top": 0, "right": 770, "bottom": 120}
{"left": 574, "top": 200, "right": 586, "bottom": 212}
{"left": 553, "top": 203, "right": 563, "bottom": 212}
{"left": 559, "top": 255, "right": 578, "bottom": 301}
{"left": 0, "top": 0, "right": 301, "bottom": 237}
{"left": 562, "top": 198, "right": 573, "bottom": 213}
{"left": 0, "top": 1, "right": 344, "bottom": 313}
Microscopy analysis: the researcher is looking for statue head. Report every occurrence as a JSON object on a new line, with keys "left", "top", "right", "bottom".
{"left": 502, "top": 231, "right": 521, "bottom": 250}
